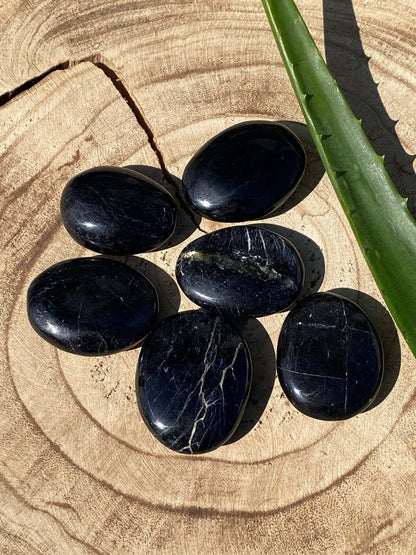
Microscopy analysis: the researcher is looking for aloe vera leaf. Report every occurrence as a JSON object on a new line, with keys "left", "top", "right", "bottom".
{"left": 261, "top": 0, "right": 416, "bottom": 356}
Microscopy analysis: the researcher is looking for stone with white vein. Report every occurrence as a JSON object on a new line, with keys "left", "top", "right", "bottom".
{"left": 136, "top": 310, "right": 252, "bottom": 454}
{"left": 176, "top": 225, "right": 304, "bottom": 318}
{"left": 277, "top": 292, "right": 384, "bottom": 420}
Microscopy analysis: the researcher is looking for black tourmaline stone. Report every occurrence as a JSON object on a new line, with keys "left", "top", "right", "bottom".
{"left": 176, "top": 225, "right": 304, "bottom": 318}
{"left": 27, "top": 257, "right": 158, "bottom": 356}
{"left": 136, "top": 310, "right": 252, "bottom": 453}
{"left": 60, "top": 166, "right": 177, "bottom": 255}
{"left": 181, "top": 121, "right": 306, "bottom": 222}
{"left": 276, "top": 292, "right": 383, "bottom": 420}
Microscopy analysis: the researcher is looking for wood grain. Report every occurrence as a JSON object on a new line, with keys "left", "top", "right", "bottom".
{"left": 1, "top": 0, "right": 416, "bottom": 553}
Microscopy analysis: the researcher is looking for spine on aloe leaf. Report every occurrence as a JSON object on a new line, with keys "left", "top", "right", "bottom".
{"left": 261, "top": 0, "right": 416, "bottom": 356}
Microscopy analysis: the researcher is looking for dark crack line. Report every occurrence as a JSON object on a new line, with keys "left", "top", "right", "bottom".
{"left": 90, "top": 55, "right": 205, "bottom": 233}
{"left": 0, "top": 54, "right": 205, "bottom": 232}
{"left": 0, "top": 61, "right": 72, "bottom": 106}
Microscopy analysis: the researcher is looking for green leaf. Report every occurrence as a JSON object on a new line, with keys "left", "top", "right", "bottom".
{"left": 261, "top": 0, "right": 416, "bottom": 356}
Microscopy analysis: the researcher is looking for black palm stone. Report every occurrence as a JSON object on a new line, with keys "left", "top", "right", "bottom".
{"left": 176, "top": 225, "right": 304, "bottom": 317}
{"left": 276, "top": 292, "right": 384, "bottom": 420}
{"left": 136, "top": 310, "right": 252, "bottom": 453}
{"left": 181, "top": 121, "right": 306, "bottom": 222}
{"left": 27, "top": 257, "right": 159, "bottom": 356}
{"left": 60, "top": 166, "right": 177, "bottom": 255}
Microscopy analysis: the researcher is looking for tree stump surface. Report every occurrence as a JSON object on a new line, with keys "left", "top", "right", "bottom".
{"left": 1, "top": 1, "right": 415, "bottom": 553}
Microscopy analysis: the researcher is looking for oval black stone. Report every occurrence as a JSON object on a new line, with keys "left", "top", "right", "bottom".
{"left": 136, "top": 310, "right": 252, "bottom": 454}
{"left": 176, "top": 225, "right": 304, "bottom": 318}
{"left": 276, "top": 292, "right": 383, "bottom": 420}
{"left": 61, "top": 166, "right": 177, "bottom": 255}
{"left": 181, "top": 121, "right": 306, "bottom": 222}
{"left": 27, "top": 257, "right": 159, "bottom": 356}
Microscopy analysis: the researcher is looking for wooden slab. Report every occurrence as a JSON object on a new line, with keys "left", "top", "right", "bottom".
{"left": 1, "top": 1, "right": 416, "bottom": 552}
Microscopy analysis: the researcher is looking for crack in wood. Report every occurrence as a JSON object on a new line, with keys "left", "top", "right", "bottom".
{"left": 0, "top": 62, "right": 72, "bottom": 106}
{"left": 0, "top": 55, "right": 205, "bottom": 233}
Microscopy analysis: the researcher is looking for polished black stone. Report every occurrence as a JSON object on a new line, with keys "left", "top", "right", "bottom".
{"left": 61, "top": 166, "right": 177, "bottom": 255}
{"left": 27, "top": 257, "right": 158, "bottom": 356}
{"left": 181, "top": 121, "right": 306, "bottom": 222}
{"left": 136, "top": 310, "right": 252, "bottom": 453}
{"left": 176, "top": 225, "right": 304, "bottom": 318}
{"left": 276, "top": 292, "right": 383, "bottom": 420}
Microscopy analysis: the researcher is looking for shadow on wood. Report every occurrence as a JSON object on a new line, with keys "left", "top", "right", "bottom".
{"left": 323, "top": 0, "right": 416, "bottom": 214}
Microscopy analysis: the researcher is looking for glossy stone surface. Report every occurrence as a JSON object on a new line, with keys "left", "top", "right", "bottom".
{"left": 61, "top": 166, "right": 177, "bottom": 255}
{"left": 182, "top": 121, "right": 306, "bottom": 222}
{"left": 277, "top": 293, "right": 383, "bottom": 420}
{"left": 136, "top": 310, "right": 252, "bottom": 453}
{"left": 27, "top": 257, "right": 158, "bottom": 356}
{"left": 176, "top": 225, "right": 304, "bottom": 318}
